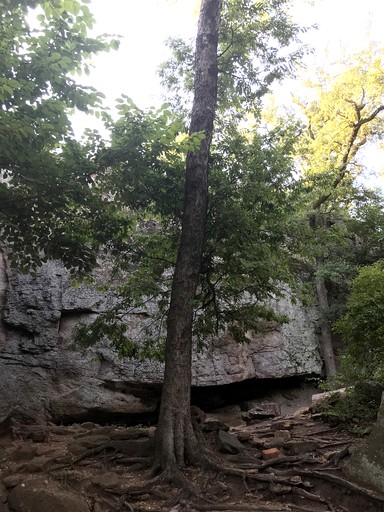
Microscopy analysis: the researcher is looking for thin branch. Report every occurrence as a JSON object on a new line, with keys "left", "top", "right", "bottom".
{"left": 312, "top": 104, "right": 384, "bottom": 211}
{"left": 218, "top": 26, "right": 235, "bottom": 59}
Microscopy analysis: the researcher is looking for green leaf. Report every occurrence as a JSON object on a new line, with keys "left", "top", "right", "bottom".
{"left": 110, "top": 39, "right": 120, "bottom": 51}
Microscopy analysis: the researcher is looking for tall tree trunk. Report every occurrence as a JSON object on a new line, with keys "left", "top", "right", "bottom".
{"left": 153, "top": 0, "right": 222, "bottom": 476}
{"left": 310, "top": 212, "right": 337, "bottom": 377}
{"left": 315, "top": 257, "right": 337, "bottom": 376}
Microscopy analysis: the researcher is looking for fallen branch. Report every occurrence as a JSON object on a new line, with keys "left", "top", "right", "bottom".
{"left": 319, "top": 440, "right": 353, "bottom": 449}
{"left": 305, "top": 427, "right": 338, "bottom": 437}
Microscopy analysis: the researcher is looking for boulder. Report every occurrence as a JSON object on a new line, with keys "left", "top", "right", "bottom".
{"left": 0, "top": 483, "right": 7, "bottom": 503}
{"left": 242, "top": 402, "right": 281, "bottom": 423}
{"left": 8, "top": 480, "right": 90, "bottom": 512}
{"left": 311, "top": 388, "right": 348, "bottom": 412}
{"left": 283, "top": 440, "right": 319, "bottom": 456}
{"left": 0, "top": 409, "right": 13, "bottom": 437}
{"left": 218, "top": 430, "right": 246, "bottom": 454}
{"left": 344, "top": 391, "right": 384, "bottom": 493}
{"left": 91, "top": 472, "right": 121, "bottom": 489}
{"left": 202, "top": 419, "right": 230, "bottom": 433}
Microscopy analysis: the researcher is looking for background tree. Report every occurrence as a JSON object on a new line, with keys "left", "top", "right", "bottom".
{"left": 0, "top": 0, "right": 123, "bottom": 273}
{"left": 290, "top": 45, "right": 384, "bottom": 375}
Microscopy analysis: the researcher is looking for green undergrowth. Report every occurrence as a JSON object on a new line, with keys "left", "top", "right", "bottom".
{"left": 318, "top": 380, "right": 384, "bottom": 434}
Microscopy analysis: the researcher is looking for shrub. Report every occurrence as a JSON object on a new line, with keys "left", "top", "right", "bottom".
{"left": 335, "top": 261, "right": 384, "bottom": 383}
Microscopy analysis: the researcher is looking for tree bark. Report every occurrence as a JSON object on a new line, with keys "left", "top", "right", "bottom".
{"left": 153, "top": 0, "right": 222, "bottom": 475}
{"left": 310, "top": 214, "right": 337, "bottom": 377}
{"left": 315, "top": 258, "right": 337, "bottom": 377}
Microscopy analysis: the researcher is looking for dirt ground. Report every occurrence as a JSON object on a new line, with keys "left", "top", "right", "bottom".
{"left": 1, "top": 389, "right": 384, "bottom": 512}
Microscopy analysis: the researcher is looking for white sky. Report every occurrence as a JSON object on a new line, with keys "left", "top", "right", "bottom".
{"left": 79, "top": 0, "right": 384, "bottom": 108}
{"left": 74, "top": 0, "right": 384, "bottom": 189}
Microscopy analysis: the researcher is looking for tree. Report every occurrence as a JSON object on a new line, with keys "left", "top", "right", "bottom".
{"left": 152, "top": 0, "right": 222, "bottom": 478}
{"left": 0, "top": 0, "right": 122, "bottom": 273}
{"left": 78, "top": 100, "right": 299, "bottom": 359}
{"left": 2, "top": 0, "right": 306, "bottom": 479}
{"left": 75, "top": 0, "right": 305, "bottom": 478}
{"left": 160, "top": 0, "right": 306, "bottom": 120}
{"left": 291, "top": 45, "right": 384, "bottom": 375}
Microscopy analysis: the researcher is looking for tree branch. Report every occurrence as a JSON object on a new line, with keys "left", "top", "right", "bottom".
{"left": 312, "top": 104, "right": 384, "bottom": 211}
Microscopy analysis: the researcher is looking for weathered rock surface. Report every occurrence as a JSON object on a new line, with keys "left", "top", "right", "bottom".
{"left": 344, "top": 391, "right": 384, "bottom": 492}
{"left": 218, "top": 430, "right": 246, "bottom": 454}
{"left": 8, "top": 479, "right": 90, "bottom": 512}
{"left": 0, "top": 258, "right": 322, "bottom": 422}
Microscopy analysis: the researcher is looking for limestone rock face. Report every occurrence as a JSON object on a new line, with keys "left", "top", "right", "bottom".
{"left": 0, "top": 257, "right": 322, "bottom": 422}
{"left": 193, "top": 294, "right": 322, "bottom": 385}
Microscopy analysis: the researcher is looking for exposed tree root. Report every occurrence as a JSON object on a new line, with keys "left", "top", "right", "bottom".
{"left": 258, "top": 455, "right": 315, "bottom": 471}
{"left": 189, "top": 504, "right": 292, "bottom": 511}
{"left": 103, "top": 485, "right": 168, "bottom": 500}
{"left": 112, "top": 456, "right": 149, "bottom": 465}
{"left": 288, "top": 505, "right": 328, "bottom": 512}
{"left": 291, "top": 487, "right": 333, "bottom": 508}
{"left": 151, "top": 460, "right": 198, "bottom": 489}
{"left": 200, "top": 462, "right": 302, "bottom": 486}
{"left": 47, "top": 422, "right": 384, "bottom": 512}
{"left": 277, "top": 468, "right": 384, "bottom": 504}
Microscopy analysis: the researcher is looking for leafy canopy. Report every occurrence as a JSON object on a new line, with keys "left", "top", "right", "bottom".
{"left": 294, "top": 45, "right": 384, "bottom": 207}
{"left": 0, "top": 0, "right": 124, "bottom": 273}
{"left": 77, "top": 102, "right": 300, "bottom": 356}
{"left": 159, "top": 0, "right": 307, "bottom": 117}
{"left": 76, "top": 0, "right": 310, "bottom": 356}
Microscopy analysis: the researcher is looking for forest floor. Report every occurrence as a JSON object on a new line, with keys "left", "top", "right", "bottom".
{"left": 1, "top": 391, "right": 384, "bottom": 512}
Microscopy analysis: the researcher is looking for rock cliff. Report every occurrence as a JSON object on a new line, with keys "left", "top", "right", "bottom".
{"left": 0, "top": 256, "right": 322, "bottom": 423}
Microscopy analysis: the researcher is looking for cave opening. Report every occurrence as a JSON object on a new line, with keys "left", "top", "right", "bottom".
{"left": 54, "top": 375, "right": 319, "bottom": 426}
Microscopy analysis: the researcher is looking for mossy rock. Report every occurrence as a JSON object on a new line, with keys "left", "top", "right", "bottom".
{"left": 344, "top": 392, "right": 384, "bottom": 493}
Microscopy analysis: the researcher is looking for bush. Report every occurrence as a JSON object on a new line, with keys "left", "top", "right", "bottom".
{"left": 335, "top": 261, "right": 384, "bottom": 383}
{"left": 316, "top": 381, "right": 384, "bottom": 432}
{"left": 319, "top": 262, "right": 384, "bottom": 429}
